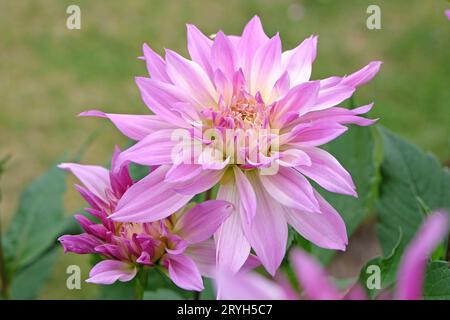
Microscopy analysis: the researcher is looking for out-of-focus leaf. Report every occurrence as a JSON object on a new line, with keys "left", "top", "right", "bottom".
{"left": 10, "top": 249, "right": 57, "bottom": 299}
{"left": 99, "top": 280, "right": 135, "bottom": 300}
{"left": 308, "top": 125, "right": 383, "bottom": 263}
{"left": 358, "top": 232, "right": 403, "bottom": 298}
{"left": 376, "top": 128, "right": 450, "bottom": 254}
{"left": 424, "top": 261, "right": 450, "bottom": 300}
{"left": 199, "top": 278, "right": 215, "bottom": 300}
{"left": 3, "top": 164, "right": 67, "bottom": 273}
{"left": 144, "top": 289, "right": 183, "bottom": 300}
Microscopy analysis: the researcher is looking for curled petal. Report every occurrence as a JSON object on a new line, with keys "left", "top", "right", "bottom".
{"left": 165, "top": 254, "right": 204, "bottom": 291}
{"left": 86, "top": 260, "right": 137, "bottom": 285}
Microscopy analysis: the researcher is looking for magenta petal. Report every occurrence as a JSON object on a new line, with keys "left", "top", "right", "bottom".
{"left": 142, "top": 43, "right": 170, "bottom": 82}
{"left": 174, "top": 200, "right": 233, "bottom": 244}
{"left": 58, "top": 163, "right": 111, "bottom": 203}
{"left": 79, "top": 110, "right": 174, "bottom": 141}
{"left": 250, "top": 33, "right": 282, "bottom": 99}
{"left": 86, "top": 260, "right": 137, "bottom": 285}
{"left": 186, "top": 24, "right": 213, "bottom": 78}
{"left": 211, "top": 31, "right": 237, "bottom": 80}
{"left": 290, "top": 249, "right": 341, "bottom": 300}
{"left": 172, "top": 168, "right": 225, "bottom": 195}
{"left": 281, "top": 35, "right": 318, "bottom": 86}
{"left": 259, "top": 167, "right": 320, "bottom": 213}
{"left": 215, "top": 180, "right": 251, "bottom": 274}
{"left": 165, "top": 254, "right": 204, "bottom": 291}
{"left": 242, "top": 173, "right": 288, "bottom": 276}
{"left": 217, "top": 271, "right": 287, "bottom": 300}
{"left": 237, "top": 15, "right": 269, "bottom": 83}
{"left": 184, "top": 239, "right": 216, "bottom": 278}
{"left": 271, "top": 81, "right": 320, "bottom": 126}
{"left": 233, "top": 167, "right": 257, "bottom": 224}
{"left": 165, "top": 49, "right": 217, "bottom": 107}
{"left": 59, "top": 233, "right": 102, "bottom": 254}
{"left": 110, "top": 166, "right": 192, "bottom": 223}
{"left": 135, "top": 77, "right": 190, "bottom": 128}
{"left": 284, "top": 191, "right": 348, "bottom": 250}
{"left": 396, "top": 211, "right": 450, "bottom": 300}
{"left": 341, "top": 61, "right": 382, "bottom": 88}
{"left": 312, "top": 85, "right": 355, "bottom": 112}
{"left": 116, "top": 129, "right": 178, "bottom": 167}
{"left": 286, "top": 122, "right": 349, "bottom": 147}
{"left": 297, "top": 147, "right": 357, "bottom": 197}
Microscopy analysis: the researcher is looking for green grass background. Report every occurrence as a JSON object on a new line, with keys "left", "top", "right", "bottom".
{"left": 0, "top": 0, "right": 449, "bottom": 298}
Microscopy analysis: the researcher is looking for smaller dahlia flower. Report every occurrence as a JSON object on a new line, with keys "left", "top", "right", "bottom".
{"left": 446, "top": 10, "right": 450, "bottom": 20}
{"left": 58, "top": 148, "right": 235, "bottom": 291}
{"left": 217, "top": 210, "right": 450, "bottom": 300}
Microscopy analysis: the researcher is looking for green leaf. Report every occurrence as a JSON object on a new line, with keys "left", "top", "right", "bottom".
{"left": 358, "top": 231, "right": 403, "bottom": 298}
{"left": 308, "top": 125, "right": 383, "bottom": 263}
{"left": 376, "top": 128, "right": 450, "bottom": 255}
{"left": 144, "top": 289, "right": 183, "bottom": 300}
{"left": 10, "top": 249, "right": 57, "bottom": 299}
{"left": 99, "top": 280, "right": 135, "bottom": 300}
{"left": 424, "top": 261, "right": 450, "bottom": 300}
{"left": 3, "top": 164, "right": 67, "bottom": 274}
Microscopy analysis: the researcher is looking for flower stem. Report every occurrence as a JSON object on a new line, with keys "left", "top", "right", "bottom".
{"left": 135, "top": 267, "right": 148, "bottom": 300}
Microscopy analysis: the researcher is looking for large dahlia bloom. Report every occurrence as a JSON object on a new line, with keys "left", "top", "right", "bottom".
{"left": 218, "top": 211, "right": 450, "bottom": 300}
{"left": 58, "top": 148, "right": 235, "bottom": 291}
{"left": 81, "top": 16, "right": 381, "bottom": 275}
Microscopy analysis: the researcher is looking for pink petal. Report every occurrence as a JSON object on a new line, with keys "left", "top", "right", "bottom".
{"left": 58, "top": 163, "right": 110, "bottom": 203}
{"left": 259, "top": 167, "right": 320, "bottom": 213}
{"left": 237, "top": 15, "right": 269, "bottom": 84}
{"left": 172, "top": 168, "right": 225, "bottom": 195}
{"left": 165, "top": 49, "right": 218, "bottom": 108}
{"left": 115, "top": 129, "right": 178, "bottom": 167}
{"left": 396, "top": 210, "right": 450, "bottom": 300}
{"left": 284, "top": 191, "right": 348, "bottom": 250}
{"left": 110, "top": 166, "right": 192, "bottom": 222}
{"left": 312, "top": 84, "right": 355, "bottom": 112}
{"left": 296, "top": 103, "right": 376, "bottom": 127}
{"left": 297, "top": 147, "right": 357, "bottom": 197}
{"left": 281, "top": 35, "right": 318, "bottom": 86}
{"left": 174, "top": 200, "right": 233, "bottom": 244}
{"left": 233, "top": 166, "right": 257, "bottom": 224}
{"left": 277, "top": 149, "right": 312, "bottom": 167}
{"left": 290, "top": 249, "right": 341, "bottom": 300}
{"left": 79, "top": 110, "right": 174, "bottom": 141}
{"left": 86, "top": 260, "right": 137, "bottom": 285}
{"left": 165, "top": 254, "right": 204, "bottom": 291}
{"left": 217, "top": 270, "right": 287, "bottom": 300}
{"left": 59, "top": 233, "right": 102, "bottom": 254}
{"left": 341, "top": 61, "right": 382, "bottom": 88}
{"left": 135, "top": 77, "right": 190, "bottom": 127}
{"left": 186, "top": 24, "right": 213, "bottom": 78}
{"left": 271, "top": 81, "right": 320, "bottom": 127}
{"left": 215, "top": 179, "right": 251, "bottom": 274}
{"left": 285, "top": 122, "right": 349, "bottom": 147}
{"left": 211, "top": 31, "right": 237, "bottom": 80}
{"left": 184, "top": 239, "right": 216, "bottom": 278}
{"left": 242, "top": 172, "right": 288, "bottom": 276}
{"left": 165, "top": 164, "right": 204, "bottom": 184}
{"left": 142, "top": 43, "right": 170, "bottom": 82}
{"left": 250, "top": 33, "right": 282, "bottom": 100}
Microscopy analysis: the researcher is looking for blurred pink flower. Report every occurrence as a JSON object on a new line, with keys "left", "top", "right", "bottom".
{"left": 58, "top": 148, "right": 235, "bottom": 291}
{"left": 445, "top": 10, "right": 450, "bottom": 20}
{"left": 218, "top": 210, "right": 450, "bottom": 300}
{"left": 81, "top": 16, "right": 381, "bottom": 275}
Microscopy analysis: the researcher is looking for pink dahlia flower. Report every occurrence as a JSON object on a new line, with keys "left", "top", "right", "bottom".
{"left": 58, "top": 148, "right": 237, "bottom": 291}
{"left": 81, "top": 16, "right": 381, "bottom": 275}
{"left": 446, "top": 10, "right": 450, "bottom": 20}
{"left": 217, "top": 210, "right": 450, "bottom": 300}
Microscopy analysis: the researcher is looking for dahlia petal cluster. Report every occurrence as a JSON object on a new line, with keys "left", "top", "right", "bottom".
{"left": 218, "top": 211, "right": 450, "bottom": 300}
{"left": 58, "top": 148, "right": 235, "bottom": 291}
{"left": 81, "top": 16, "right": 381, "bottom": 275}
{"left": 60, "top": 15, "right": 382, "bottom": 289}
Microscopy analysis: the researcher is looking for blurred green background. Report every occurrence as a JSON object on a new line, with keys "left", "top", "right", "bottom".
{"left": 0, "top": 0, "right": 449, "bottom": 299}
